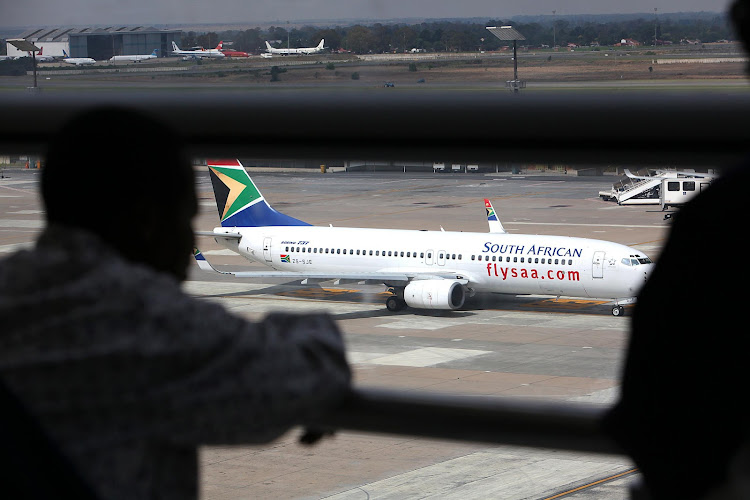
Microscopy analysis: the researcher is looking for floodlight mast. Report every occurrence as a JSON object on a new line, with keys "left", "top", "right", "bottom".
{"left": 7, "top": 39, "right": 41, "bottom": 92}
{"left": 485, "top": 26, "right": 526, "bottom": 93}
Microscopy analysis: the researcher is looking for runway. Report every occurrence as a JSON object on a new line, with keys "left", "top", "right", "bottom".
{"left": 1, "top": 167, "right": 670, "bottom": 498}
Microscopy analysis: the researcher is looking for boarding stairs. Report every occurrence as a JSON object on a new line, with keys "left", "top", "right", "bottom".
{"left": 615, "top": 176, "right": 662, "bottom": 205}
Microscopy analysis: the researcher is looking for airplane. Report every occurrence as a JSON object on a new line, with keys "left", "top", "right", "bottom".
{"left": 216, "top": 41, "right": 250, "bottom": 58}
{"left": 109, "top": 48, "right": 158, "bottom": 63}
{"left": 19, "top": 47, "right": 56, "bottom": 62}
{"left": 62, "top": 50, "right": 95, "bottom": 66}
{"left": 170, "top": 41, "right": 225, "bottom": 59}
{"left": 264, "top": 39, "right": 325, "bottom": 55}
{"left": 194, "top": 159, "right": 655, "bottom": 316}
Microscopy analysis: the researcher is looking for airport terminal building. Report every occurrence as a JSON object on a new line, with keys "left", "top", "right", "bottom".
{"left": 5, "top": 26, "right": 181, "bottom": 59}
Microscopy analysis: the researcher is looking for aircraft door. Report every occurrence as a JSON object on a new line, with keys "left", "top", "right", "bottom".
{"left": 592, "top": 251, "right": 605, "bottom": 279}
{"left": 263, "top": 237, "right": 272, "bottom": 263}
{"left": 426, "top": 249, "right": 434, "bottom": 266}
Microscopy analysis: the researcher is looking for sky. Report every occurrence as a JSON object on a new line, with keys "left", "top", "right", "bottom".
{"left": 2, "top": 0, "right": 734, "bottom": 28}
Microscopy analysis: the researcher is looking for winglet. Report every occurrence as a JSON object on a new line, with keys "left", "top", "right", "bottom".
{"left": 193, "top": 248, "right": 218, "bottom": 273}
{"left": 484, "top": 199, "right": 506, "bottom": 234}
{"left": 193, "top": 247, "right": 237, "bottom": 275}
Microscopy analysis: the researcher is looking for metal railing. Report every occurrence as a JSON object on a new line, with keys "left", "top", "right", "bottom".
{"left": 2, "top": 90, "right": 749, "bottom": 456}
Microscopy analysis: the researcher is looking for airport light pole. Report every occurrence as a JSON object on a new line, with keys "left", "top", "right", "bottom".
{"left": 486, "top": 26, "right": 526, "bottom": 93}
{"left": 552, "top": 10, "right": 556, "bottom": 48}
{"left": 8, "top": 39, "right": 40, "bottom": 92}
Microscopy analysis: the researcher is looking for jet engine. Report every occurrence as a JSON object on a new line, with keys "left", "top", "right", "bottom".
{"left": 403, "top": 280, "right": 465, "bottom": 310}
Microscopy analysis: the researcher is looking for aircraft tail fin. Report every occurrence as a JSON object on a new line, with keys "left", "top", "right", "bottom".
{"left": 484, "top": 199, "right": 506, "bottom": 234}
{"left": 63, "top": 49, "right": 69, "bottom": 58}
{"left": 206, "top": 159, "right": 311, "bottom": 228}
{"left": 265, "top": 41, "right": 273, "bottom": 51}
{"left": 318, "top": 39, "right": 325, "bottom": 48}
{"left": 151, "top": 49, "right": 158, "bottom": 56}
{"left": 172, "top": 41, "right": 180, "bottom": 51}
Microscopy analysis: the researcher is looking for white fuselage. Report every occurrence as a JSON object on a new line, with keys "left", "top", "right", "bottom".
{"left": 63, "top": 57, "right": 95, "bottom": 65}
{"left": 213, "top": 225, "right": 652, "bottom": 300}
{"left": 110, "top": 54, "right": 156, "bottom": 62}
{"left": 172, "top": 48, "right": 224, "bottom": 59}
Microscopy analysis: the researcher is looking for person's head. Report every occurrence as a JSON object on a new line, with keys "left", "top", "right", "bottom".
{"left": 42, "top": 106, "right": 196, "bottom": 281}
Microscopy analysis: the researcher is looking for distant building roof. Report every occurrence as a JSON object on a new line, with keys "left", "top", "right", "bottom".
{"left": 16, "top": 26, "right": 178, "bottom": 42}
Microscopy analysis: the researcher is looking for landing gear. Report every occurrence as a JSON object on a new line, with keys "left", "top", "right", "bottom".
{"left": 386, "top": 295, "right": 407, "bottom": 312}
{"left": 385, "top": 286, "right": 407, "bottom": 312}
{"left": 612, "top": 305, "right": 625, "bottom": 317}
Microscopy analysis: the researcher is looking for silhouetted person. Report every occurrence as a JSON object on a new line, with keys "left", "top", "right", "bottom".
{"left": 604, "top": 1, "right": 750, "bottom": 498}
{"left": 0, "top": 107, "right": 351, "bottom": 500}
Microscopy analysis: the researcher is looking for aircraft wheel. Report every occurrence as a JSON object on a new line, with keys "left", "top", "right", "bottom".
{"left": 386, "top": 296, "right": 405, "bottom": 312}
{"left": 612, "top": 305, "right": 625, "bottom": 317}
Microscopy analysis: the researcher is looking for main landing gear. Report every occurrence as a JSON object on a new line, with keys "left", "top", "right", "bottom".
{"left": 385, "top": 287, "right": 407, "bottom": 312}
{"left": 612, "top": 305, "right": 625, "bottom": 317}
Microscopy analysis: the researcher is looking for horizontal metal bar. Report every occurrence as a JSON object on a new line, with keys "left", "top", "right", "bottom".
{"left": 311, "top": 387, "right": 623, "bottom": 455}
{"left": 1, "top": 91, "right": 749, "bottom": 167}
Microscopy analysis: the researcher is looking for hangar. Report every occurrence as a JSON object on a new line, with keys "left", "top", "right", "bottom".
{"left": 5, "top": 26, "right": 181, "bottom": 60}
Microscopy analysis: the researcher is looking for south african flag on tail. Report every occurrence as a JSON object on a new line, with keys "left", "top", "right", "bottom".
{"left": 206, "top": 159, "right": 310, "bottom": 228}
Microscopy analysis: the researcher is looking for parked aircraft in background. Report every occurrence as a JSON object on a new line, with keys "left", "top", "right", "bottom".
{"left": 170, "top": 41, "right": 224, "bottom": 59}
{"left": 109, "top": 48, "right": 158, "bottom": 62}
{"left": 194, "top": 159, "right": 654, "bottom": 316}
{"left": 62, "top": 50, "right": 95, "bottom": 65}
{"left": 264, "top": 39, "right": 325, "bottom": 55}
{"left": 217, "top": 42, "right": 250, "bottom": 57}
{"left": 23, "top": 47, "right": 56, "bottom": 62}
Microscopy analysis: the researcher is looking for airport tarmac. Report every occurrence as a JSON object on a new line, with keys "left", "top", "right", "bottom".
{"left": 0, "top": 167, "right": 671, "bottom": 499}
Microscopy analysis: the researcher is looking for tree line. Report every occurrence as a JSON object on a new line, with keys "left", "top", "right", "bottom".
{"left": 182, "top": 13, "right": 735, "bottom": 55}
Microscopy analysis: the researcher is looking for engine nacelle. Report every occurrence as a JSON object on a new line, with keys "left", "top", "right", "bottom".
{"left": 403, "top": 280, "right": 465, "bottom": 310}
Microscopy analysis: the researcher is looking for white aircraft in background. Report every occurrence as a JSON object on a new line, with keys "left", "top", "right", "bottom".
{"left": 20, "top": 47, "right": 56, "bottom": 62}
{"left": 62, "top": 50, "right": 95, "bottom": 66}
{"left": 194, "top": 160, "right": 654, "bottom": 316}
{"left": 110, "top": 48, "right": 158, "bottom": 62}
{"left": 264, "top": 39, "right": 325, "bottom": 55}
{"left": 170, "top": 41, "right": 224, "bottom": 59}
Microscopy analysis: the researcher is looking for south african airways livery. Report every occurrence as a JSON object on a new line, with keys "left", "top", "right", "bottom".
{"left": 195, "top": 160, "right": 654, "bottom": 316}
